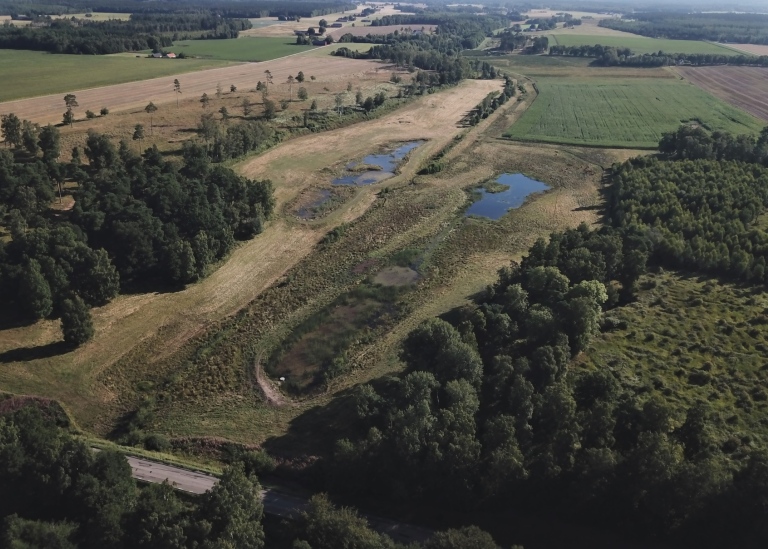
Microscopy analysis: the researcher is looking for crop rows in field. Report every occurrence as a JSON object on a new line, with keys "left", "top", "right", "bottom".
{"left": 548, "top": 33, "right": 740, "bottom": 56}
{"left": 676, "top": 66, "right": 768, "bottom": 122}
{"left": 505, "top": 77, "right": 764, "bottom": 148}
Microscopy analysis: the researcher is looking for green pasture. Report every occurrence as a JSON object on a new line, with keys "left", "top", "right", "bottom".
{"left": 169, "top": 37, "right": 314, "bottom": 62}
{"left": 505, "top": 77, "right": 763, "bottom": 148}
{"left": 0, "top": 50, "right": 230, "bottom": 102}
{"left": 548, "top": 33, "right": 740, "bottom": 56}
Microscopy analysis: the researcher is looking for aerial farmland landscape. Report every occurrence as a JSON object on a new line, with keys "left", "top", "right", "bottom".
{"left": 3, "top": 0, "right": 768, "bottom": 548}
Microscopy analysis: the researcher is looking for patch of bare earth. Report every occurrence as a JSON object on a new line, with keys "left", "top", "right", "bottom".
{"left": 674, "top": 66, "right": 768, "bottom": 122}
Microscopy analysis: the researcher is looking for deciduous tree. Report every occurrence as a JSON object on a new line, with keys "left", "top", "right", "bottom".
{"left": 60, "top": 295, "right": 94, "bottom": 347}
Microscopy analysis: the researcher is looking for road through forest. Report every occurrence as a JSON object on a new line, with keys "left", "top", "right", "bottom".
{"left": 126, "top": 455, "right": 433, "bottom": 544}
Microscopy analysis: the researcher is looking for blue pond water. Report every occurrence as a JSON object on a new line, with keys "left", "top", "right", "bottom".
{"left": 333, "top": 141, "right": 424, "bottom": 186}
{"left": 466, "top": 173, "right": 550, "bottom": 220}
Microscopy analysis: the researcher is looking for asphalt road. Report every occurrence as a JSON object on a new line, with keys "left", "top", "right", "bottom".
{"left": 127, "top": 455, "right": 433, "bottom": 544}
{"left": 127, "top": 456, "right": 216, "bottom": 494}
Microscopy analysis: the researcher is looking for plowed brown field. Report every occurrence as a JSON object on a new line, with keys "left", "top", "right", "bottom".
{"left": 0, "top": 55, "right": 379, "bottom": 125}
{"left": 675, "top": 66, "right": 768, "bottom": 122}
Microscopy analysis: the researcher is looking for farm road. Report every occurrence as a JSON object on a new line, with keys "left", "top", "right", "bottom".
{"left": 127, "top": 455, "right": 433, "bottom": 544}
{"left": 0, "top": 55, "right": 378, "bottom": 125}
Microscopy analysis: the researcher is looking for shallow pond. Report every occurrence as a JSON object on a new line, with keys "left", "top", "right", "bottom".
{"left": 465, "top": 173, "right": 550, "bottom": 220}
{"left": 297, "top": 189, "right": 332, "bottom": 219}
{"left": 333, "top": 141, "right": 424, "bottom": 186}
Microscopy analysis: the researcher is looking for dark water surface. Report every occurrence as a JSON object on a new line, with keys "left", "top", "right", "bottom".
{"left": 333, "top": 141, "right": 424, "bottom": 186}
{"left": 465, "top": 173, "right": 550, "bottom": 220}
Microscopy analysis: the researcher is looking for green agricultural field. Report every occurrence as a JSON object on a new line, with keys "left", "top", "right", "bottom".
{"left": 548, "top": 33, "right": 740, "bottom": 55}
{"left": 506, "top": 77, "right": 763, "bottom": 148}
{"left": 0, "top": 50, "right": 230, "bottom": 102}
{"left": 170, "top": 37, "right": 314, "bottom": 62}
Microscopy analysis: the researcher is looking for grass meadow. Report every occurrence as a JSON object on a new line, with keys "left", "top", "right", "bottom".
{"left": 505, "top": 77, "right": 764, "bottom": 148}
{"left": 548, "top": 33, "right": 740, "bottom": 55}
{"left": 0, "top": 50, "right": 230, "bottom": 102}
{"left": 168, "top": 37, "right": 314, "bottom": 62}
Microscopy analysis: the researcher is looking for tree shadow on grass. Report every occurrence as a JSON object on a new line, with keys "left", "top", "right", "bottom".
{"left": 0, "top": 341, "right": 69, "bottom": 364}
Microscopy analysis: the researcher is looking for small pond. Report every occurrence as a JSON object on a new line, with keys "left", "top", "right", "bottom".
{"left": 465, "top": 173, "right": 550, "bottom": 220}
{"left": 333, "top": 141, "right": 424, "bottom": 186}
{"left": 297, "top": 189, "right": 332, "bottom": 219}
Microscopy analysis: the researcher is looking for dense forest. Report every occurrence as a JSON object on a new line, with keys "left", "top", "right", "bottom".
{"left": 0, "top": 0, "right": 355, "bottom": 18}
{"left": 0, "top": 12, "right": 251, "bottom": 54}
{"left": 0, "top": 117, "right": 274, "bottom": 345}
{"left": 549, "top": 44, "right": 768, "bottom": 68}
{"left": 315, "top": 124, "right": 768, "bottom": 548}
{"left": 600, "top": 12, "right": 768, "bottom": 44}
{"left": 0, "top": 405, "right": 502, "bottom": 548}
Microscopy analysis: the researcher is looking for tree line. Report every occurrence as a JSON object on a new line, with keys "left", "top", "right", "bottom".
{"left": 549, "top": 44, "right": 768, "bottom": 68}
{"left": 0, "top": 115, "right": 274, "bottom": 346}
{"left": 1, "top": 0, "right": 356, "bottom": 19}
{"left": 599, "top": 12, "right": 768, "bottom": 45}
{"left": 0, "top": 405, "right": 503, "bottom": 549}
{"left": 464, "top": 76, "right": 516, "bottom": 126}
{"left": 0, "top": 11, "right": 251, "bottom": 54}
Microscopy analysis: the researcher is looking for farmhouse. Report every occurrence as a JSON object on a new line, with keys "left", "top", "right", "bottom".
{"left": 151, "top": 52, "right": 163, "bottom": 58}
{"left": 166, "top": 52, "right": 176, "bottom": 58}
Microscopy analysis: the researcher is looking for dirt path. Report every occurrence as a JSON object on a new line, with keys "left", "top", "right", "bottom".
{"left": 0, "top": 56, "right": 379, "bottom": 126}
{"left": 253, "top": 356, "right": 289, "bottom": 407}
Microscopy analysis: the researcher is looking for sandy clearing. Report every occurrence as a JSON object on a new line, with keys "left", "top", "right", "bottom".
{"left": 0, "top": 56, "right": 380, "bottom": 125}
{"left": 722, "top": 43, "right": 768, "bottom": 56}
{"left": 675, "top": 66, "right": 768, "bottom": 122}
